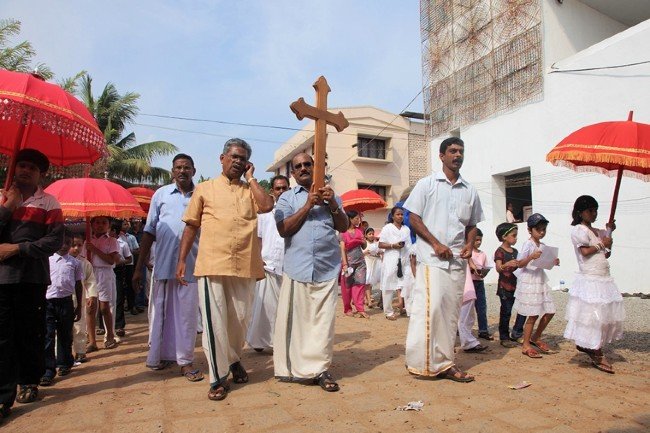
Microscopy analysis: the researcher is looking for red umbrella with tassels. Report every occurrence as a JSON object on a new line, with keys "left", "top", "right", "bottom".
{"left": 0, "top": 69, "right": 105, "bottom": 189}
{"left": 546, "top": 111, "right": 650, "bottom": 224}
{"left": 127, "top": 186, "right": 155, "bottom": 213}
{"left": 341, "top": 189, "right": 387, "bottom": 212}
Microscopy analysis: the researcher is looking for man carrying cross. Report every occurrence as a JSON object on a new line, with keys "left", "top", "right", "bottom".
{"left": 273, "top": 152, "right": 348, "bottom": 392}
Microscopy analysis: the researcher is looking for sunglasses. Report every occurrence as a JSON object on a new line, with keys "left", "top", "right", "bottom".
{"left": 293, "top": 161, "right": 313, "bottom": 170}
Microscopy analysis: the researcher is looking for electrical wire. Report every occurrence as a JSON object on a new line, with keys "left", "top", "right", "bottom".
{"left": 549, "top": 59, "right": 650, "bottom": 74}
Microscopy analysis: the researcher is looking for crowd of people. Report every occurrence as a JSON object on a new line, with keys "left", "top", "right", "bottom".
{"left": 0, "top": 136, "right": 626, "bottom": 418}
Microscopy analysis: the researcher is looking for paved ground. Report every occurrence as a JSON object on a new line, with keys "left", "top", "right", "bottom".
{"left": 2, "top": 292, "right": 648, "bottom": 433}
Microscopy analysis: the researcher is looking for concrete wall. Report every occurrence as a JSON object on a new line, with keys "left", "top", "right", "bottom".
{"left": 427, "top": 9, "right": 650, "bottom": 293}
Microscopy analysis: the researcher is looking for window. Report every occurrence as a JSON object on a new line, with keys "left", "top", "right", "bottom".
{"left": 284, "top": 161, "right": 291, "bottom": 178}
{"left": 357, "top": 136, "right": 387, "bottom": 159}
{"left": 358, "top": 183, "right": 387, "bottom": 201}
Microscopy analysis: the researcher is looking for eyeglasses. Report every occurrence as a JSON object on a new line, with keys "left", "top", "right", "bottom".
{"left": 293, "top": 161, "right": 313, "bottom": 170}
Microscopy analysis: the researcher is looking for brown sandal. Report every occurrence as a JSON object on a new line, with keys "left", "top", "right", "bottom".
{"left": 531, "top": 340, "right": 551, "bottom": 354}
{"left": 208, "top": 383, "right": 229, "bottom": 400}
{"left": 437, "top": 366, "right": 474, "bottom": 383}
{"left": 522, "top": 348, "right": 542, "bottom": 358}
{"left": 591, "top": 350, "right": 614, "bottom": 374}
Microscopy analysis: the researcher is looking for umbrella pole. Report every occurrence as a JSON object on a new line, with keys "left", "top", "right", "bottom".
{"left": 608, "top": 167, "right": 624, "bottom": 226}
{"left": 85, "top": 216, "right": 92, "bottom": 262}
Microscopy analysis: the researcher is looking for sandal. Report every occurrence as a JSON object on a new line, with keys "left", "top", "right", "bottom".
{"left": 147, "top": 360, "right": 174, "bottom": 371}
{"left": 16, "top": 385, "right": 38, "bottom": 403}
{"left": 230, "top": 361, "right": 249, "bottom": 384}
{"left": 181, "top": 366, "right": 204, "bottom": 382}
{"left": 531, "top": 340, "right": 551, "bottom": 354}
{"left": 356, "top": 312, "right": 370, "bottom": 319}
{"left": 104, "top": 339, "right": 118, "bottom": 349}
{"left": 207, "top": 383, "right": 230, "bottom": 401}
{"left": 522, "top": 348, "right": 543, "bottom": 358}
{"left": 591, "top": 350, "right": 615, "bottom": 374}
{"left": 96, "top": 329, "right": 106, "bottom": 335}
{"left": 478, "top": 332, "right": 494, "bottom": 341}
{"left": 39, "top": 376, "right": 54, "bottom": 387}
{"left": 464, "top": 344, "right": 488, "bottom": 353}
{"left": 437, "top": 366, "right": 474, "bottom": 383}
{"left": 385, "top": 314, "right": 398, "bottom": 321}
{"left": 86, "top": 343, "right": 99, "bottom": 353}
{"left": 316, "top": 371, "right": 340, "bottom": 392}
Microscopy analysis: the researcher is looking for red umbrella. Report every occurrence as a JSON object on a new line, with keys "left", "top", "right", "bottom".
{"left": 0, "top": 69, "right": 105, "bottom": 189}
{"left": 546, "top": 111, "right": 650, "bottom": 224}
{"left": 341, "top": 189, "right": 387, "bottom": 212}
{"left": 45, "top": 178, "right": 146, "bottom": 219}
{"left": 127, "top": 186, "right": 155, "bottom": 213}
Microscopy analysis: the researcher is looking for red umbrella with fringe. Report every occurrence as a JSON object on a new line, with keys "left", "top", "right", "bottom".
{"left": 341, "top": 189, "right": 387, "bottom": 212}
{"left": 0, "top": 69, "right": 105, "bottom": 189}
{"left": 127, "top": 186, "right": 155, "bottom": 213}
{"left": 546, "top": 111, "right": 650, "bottom": 224}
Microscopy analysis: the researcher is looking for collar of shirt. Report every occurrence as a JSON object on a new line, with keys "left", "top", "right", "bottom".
{"left": 170, "top": 182, "right": 195, "bottom": 196}
{"left": 434, "top": 171, "right": 468, "bottom": 187}
{"left": 53, "top": 252, "right": 68, "bottom": 261}
{"left": 217, "top": 173, "right": 244, "bottom": 186}
{"left": 93, "top": 233, "right": 109, "bottom": 239}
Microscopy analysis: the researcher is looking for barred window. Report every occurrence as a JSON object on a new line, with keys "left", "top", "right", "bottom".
{"left": 357, "top": 137, "right": 386, "bottom": 159}
{"left": 358, "top": 183, "right": 387, "bottom": 201}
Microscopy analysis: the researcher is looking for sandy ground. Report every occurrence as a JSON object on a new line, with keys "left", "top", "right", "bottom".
{"left": 2, "top": 292, "right": 648, "bottom": 433}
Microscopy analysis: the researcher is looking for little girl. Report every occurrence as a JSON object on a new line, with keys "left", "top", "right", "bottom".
{"left": 515, "top": 213, "right": 559, "bottom": 358}
{"left": 564, "top": 195, "right": 625, "bottom": 374}
{"left": 363, "top": 227, "right": 382, "bottom": 307}
{"left": 379, "top": 207, "right": 413, "bottom": 320}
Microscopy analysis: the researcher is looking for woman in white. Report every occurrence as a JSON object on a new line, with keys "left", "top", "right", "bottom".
{"left": 362, "top": 227, "right": 382, "bottom": 307}
{"left": 378, "top": 207, "right": 414, "bottom": 320}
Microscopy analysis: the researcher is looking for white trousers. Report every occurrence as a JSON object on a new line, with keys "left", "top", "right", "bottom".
{"left": 382, "top": 290, "right": 396, "bottom": 316}
{"left": 246, "top": 272, "right": 282, "bottom": 350}
{"left": 146, "top": 279, "right": 199, "bottom": 367}
{"left": 457, "top": 300, "right": 480, "bottom": 350}
{"left": 198, "top": 276, "right": 255, "bottom": 385}
{"left": 72, "top": 288, "right": 87, "bottom": 355}
{"left": 273, "top": 276, "right": 337, "bottom": 380}
{"left": 406, "top": 263, "right": 466, "bottom": 376}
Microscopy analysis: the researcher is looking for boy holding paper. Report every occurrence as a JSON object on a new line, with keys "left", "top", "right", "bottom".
{"left": 515, "top": 213, "right": 560, "bottom": 358}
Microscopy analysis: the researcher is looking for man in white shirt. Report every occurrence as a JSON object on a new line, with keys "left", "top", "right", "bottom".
{"left": 246, "top": 175, "right": 290, "bottom": 351}
{"left": 403, "top": 137, "right": 484, "bottom": 383}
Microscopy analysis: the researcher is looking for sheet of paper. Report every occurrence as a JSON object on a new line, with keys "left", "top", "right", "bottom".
{"left": 531, "top": 245, "right": 558, "bottom": 270}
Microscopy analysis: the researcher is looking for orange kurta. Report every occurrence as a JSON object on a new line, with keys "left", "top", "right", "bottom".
{"left": 182, "top": 174, "right": 263, "bottom": 280}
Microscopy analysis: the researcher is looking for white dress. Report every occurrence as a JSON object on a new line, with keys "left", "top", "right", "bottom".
{"left": 513, "top": 239, "right": 556, "bottom": 316}
{"left": 379, "top": 223, "right": 414, "bottom": 292}
{"left": 363, "top": 242, "right": 382, "bottom": 285}
{"left": 563, "top": 225, "right": 625, "bottom": 349}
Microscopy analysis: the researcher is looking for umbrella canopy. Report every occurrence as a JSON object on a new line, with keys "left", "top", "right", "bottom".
{"left": 546, "top": 111, "right": 650, "bottom": 223}
{"left": 341, "top": 189, "right": 387, "bottom": 212}
{"left": 0, "top": 69, "right": 105, "bottom": 188}
{"left": 44, "top": 178, "right": 146, "bottom": 219}
{"left": 127, "top": 186, "right": 155, "bottom": 213}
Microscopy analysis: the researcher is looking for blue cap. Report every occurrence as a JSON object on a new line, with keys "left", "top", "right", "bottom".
{"left": 527, "top": 213, "right": 549, "bottom": 228}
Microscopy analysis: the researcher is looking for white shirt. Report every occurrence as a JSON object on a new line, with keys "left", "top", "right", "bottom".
{"left": 404, "top": 171, "right": 484, "bottom": 269}
{"left": 258, "top": 209, "right": 284, "bottom": 276}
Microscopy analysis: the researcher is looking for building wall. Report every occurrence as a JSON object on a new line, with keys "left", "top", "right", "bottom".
{"left": 267, "top": 106, "right": 428, "bottom": 234}
{"left": 425, "top": 5, "right": 650, "bottom": 293}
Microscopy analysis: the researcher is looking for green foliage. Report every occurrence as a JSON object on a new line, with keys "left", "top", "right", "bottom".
{"left": 80, "top": 74, "right": 178, "bottom": 185}
{"left": 0, "top": 18, "right": 53, "bottom": 79}
{"left": 198, "top": 174, "right": 211, "bottom": 183}
{"left": 258, "top": 179, "right": 271, "bottom": 193}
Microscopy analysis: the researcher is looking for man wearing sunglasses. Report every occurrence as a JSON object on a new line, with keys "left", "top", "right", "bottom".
{"left": 273, "top": 152, "right": 348, "bottom": 392}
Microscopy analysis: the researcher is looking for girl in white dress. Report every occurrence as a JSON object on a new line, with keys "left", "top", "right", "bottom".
{"left": 378, "top": 207, "right": 414, "bottom": 320}
{"left": 362, "top": 227, "right": 382, "bottom": 307}
{"left": 564, "top": 195, "right": 625, "bottom": 374}
{"left": 514, "top": 213, "right": 559, "bottom": 359}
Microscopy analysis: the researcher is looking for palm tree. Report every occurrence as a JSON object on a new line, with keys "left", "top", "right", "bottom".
{"left": 79, "top": 74, "right": 177, "bottom": 185}
{"left": 0, "top": 18, "right": 53, "bottom": 79}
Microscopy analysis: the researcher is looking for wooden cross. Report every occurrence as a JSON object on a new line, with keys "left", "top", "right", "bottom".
{"left": 290, "top": 76, "right": 349, "bottom": 192}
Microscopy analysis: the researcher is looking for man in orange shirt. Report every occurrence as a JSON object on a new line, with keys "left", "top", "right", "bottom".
{"left": 176, "top": 138, "right": 273, "bottom": 402}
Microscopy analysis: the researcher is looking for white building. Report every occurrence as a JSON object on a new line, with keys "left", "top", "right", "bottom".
{"left": 421, "top": 0, "right": 650, "bottom": 293}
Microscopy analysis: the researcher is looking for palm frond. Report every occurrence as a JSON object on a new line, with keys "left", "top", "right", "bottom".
{"left": 113, "top": 132, "right": 137, "bottom": 150}
{"left": 123, "top": 140, "right": 178, "bottom": 160}
{"left": 57, "top": 70, "right": 87, "bottom": 95}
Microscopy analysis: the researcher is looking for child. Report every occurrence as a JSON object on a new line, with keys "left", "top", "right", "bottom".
{"left": 106, "top": 221, "right": 132, "bottom": 338}
{"left": 85, "top": 216, "right": 121, "bottom": 349}
{"left": 40, "top": 231, "right": 83, "bottom": 386}
{"left": 362, "top": 227, "right": 382, "bottom": 307}
{"left": 494, "top": 222, "right": 526, "bottom": 348}
{"left": 564, "top": 195, "right": 624, "bottom": 373}
{"left": 469, "top": 229, "right": 492, "bottom": 340}
{"left": 69, "top": 233, "right": 98, "bottom": 359}
{"left": 515, "top": 213, "right": 559, "bottom": 358}
{"left": 458, "top": 263, "right": 488, "bottom": 353}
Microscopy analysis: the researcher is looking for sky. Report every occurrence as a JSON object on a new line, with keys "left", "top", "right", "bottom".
{"left": 4, "top": 0, "right": 424, "bottom": 181}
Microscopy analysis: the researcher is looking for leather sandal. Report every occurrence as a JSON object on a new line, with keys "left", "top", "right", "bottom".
{"left": 436, "top": 366, "right": 474, "bottom": 383}
{"left": 230, "top": 361, "right": 249, "bottom": 384}
{"left": 316, "top": 371, "right": 339, "bottom": 392}
{"left": 208, "top": 383, "right": 230, "bottom": 401}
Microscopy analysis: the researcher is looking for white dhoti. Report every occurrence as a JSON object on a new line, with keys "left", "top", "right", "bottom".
{"left": 406, "top": 263, "right": 466, "bottom": 376}
{"left": 199, "top": 276, "right": 255, "bottom": 385}
{"left": 457, "top": 300, "right": 480, "bottom": 350}
{"left": 146, "top": 279, "right": 199, "bottom": 367}
{"left": 246, "top": 272, "right": 282, "bottom": 350}
{"left": 273, "top": 276, "right": 337, "bottom": 380}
